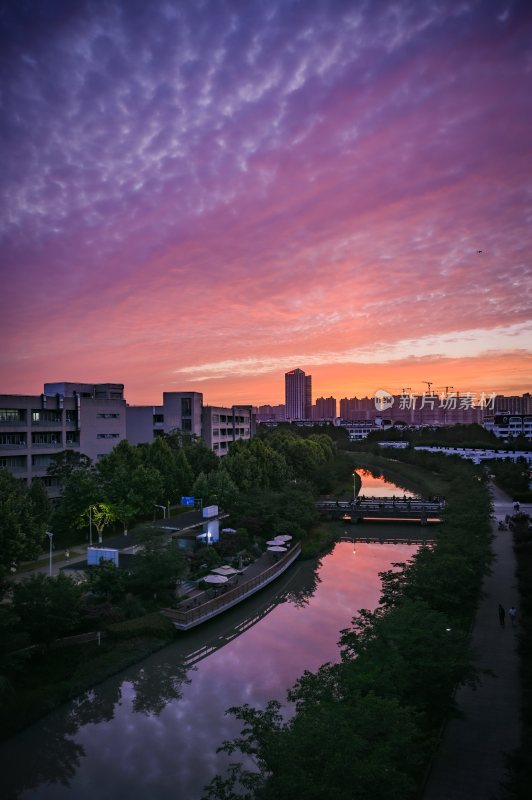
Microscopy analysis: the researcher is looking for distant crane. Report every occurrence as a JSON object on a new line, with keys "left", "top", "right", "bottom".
{"left": 422, "top": 381, "right": 434, "bottom": 395}
{"left": 437, "top": 385, "right": 454, "bottom": 397}
{"left": 401, "top": 387, "right": 412, "bottom": 394}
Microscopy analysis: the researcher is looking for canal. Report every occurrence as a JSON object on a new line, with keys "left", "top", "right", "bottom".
{"left": 3, "top": 471, "right": 421, "bottom": 800}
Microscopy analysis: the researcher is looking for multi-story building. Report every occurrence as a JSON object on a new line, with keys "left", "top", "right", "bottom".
{"left": 483, "top": 414, "right": 532, "bottom": 441}
{"left": 0, "top": 383, "right": 127, "bottom": 494}
{"left": 285, "top": 369, "right": 312, "bottom": 420}
{"left": 126, "top": 392, "right": 255, "bottom": 456}
{"left": 255, "top": 404, "right": 286, "bottom": 422}
{"left": 339, "top": 397, "right": 374, "bottom": 419}
{"left": 202, "top": 405, "right": 255, "bottom": 455}
{"left": 493, "top": 394, "right": 532, "bottom": 415}
{"left": 313, "top": 396, "right": 337, "bottom": 420}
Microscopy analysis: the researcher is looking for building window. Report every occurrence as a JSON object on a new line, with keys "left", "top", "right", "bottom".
{"left": 0, "top": 408, "right": 26, "bottom": 423}
{"left": 0, "top": 455, "right": 27, "bottom": 471}
{"left": 153, "top": 414, "right": 164, "bottom": 424}
{"left": 96, "top": 413, "right": 120, "bottom": 419}
{"left": 32, "top": 454, "right": 54, "bottom": 467}
{"left": 181, "top": 397, "right": 192, "bottom": 417}
{"left": 0, "top": 432, "right": 27, "bottom": 446}
{"left": 96, "top": 433, "right": 120, "bottom": 439}
{"left": 66, "top": 410, "right": 78, "bottom": 424}
{"left": 182, "top": 418, "right": 192, "bottom": 432}
{"left": 31, "top": 432, "right": 61, "bottom": 446}
{"left": 31, "top": 410, "right": 62, "bottom": 424}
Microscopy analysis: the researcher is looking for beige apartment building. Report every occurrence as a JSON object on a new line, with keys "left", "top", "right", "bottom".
{"left": 0, "top": 382, "right": 127, "bottom": 494}
{"left": 126, "top": 392, "right": 255, "bottom": 456}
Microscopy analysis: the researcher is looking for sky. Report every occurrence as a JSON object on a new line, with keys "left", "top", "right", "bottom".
{"left": 1, "top": 0, "right": 531, "bottom": 407}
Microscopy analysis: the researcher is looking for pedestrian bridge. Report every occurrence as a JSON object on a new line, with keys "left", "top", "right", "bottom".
{"left": 318, "top": 496, "right": 445, "bottom": 524}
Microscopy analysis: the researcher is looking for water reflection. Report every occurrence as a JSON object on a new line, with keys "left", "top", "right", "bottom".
{"left": 2, "top": 537, "right": 418, "bottom": 800}
{"left": 356, "top": 468, "right": 417, "bottom": 498}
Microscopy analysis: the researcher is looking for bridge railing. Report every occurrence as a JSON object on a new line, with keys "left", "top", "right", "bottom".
{"left": 162, "top": 543, "right": 301, "bottom": 628}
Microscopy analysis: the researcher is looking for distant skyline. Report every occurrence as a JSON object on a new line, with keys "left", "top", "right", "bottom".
{"left": 1, "top": 1, "right": 531, "bottom": 406}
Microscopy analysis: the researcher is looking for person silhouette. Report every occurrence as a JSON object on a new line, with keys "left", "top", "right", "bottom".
{"left": 498, "top": 604, "right": 506, "bottom": 627}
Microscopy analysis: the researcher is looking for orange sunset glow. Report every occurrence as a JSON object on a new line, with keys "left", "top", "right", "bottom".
{"left": 1, "top": 1, "right": 531, "bottom": 405}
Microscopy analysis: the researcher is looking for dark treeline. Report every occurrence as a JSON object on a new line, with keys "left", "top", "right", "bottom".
{"left": 203, "top": 450, "right": 493, "bottom": 800}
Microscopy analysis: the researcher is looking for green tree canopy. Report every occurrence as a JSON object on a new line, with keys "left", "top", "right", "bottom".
{"left": 0, "top": 469, "right": 48, "bottom": 581}
{"left": 12, "top": 573, "right": 83, "bottom": 644}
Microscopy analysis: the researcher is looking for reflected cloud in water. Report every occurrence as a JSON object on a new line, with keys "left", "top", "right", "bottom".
{"left": 2, "top": 537, "right": 416, "bottom": 800}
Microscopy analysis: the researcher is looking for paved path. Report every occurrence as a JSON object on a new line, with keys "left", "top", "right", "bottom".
{"left": 423, "top": 484, "right": 529, "bottom": 800}
{"left": 15, "top": 508, "right": 216, "bottom": 579}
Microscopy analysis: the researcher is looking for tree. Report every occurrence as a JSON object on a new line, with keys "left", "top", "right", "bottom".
{"left": 182, "top": 438, "right": 219, "bottom": 478}
{"left": 47, "top": 450, "right": 93, "bottom": 489}
{"left": 192, "top": 466, "right": 239, "bottom": 510}
{"left": 12, "top": 573, "right": 82, "bottom": 644}
{"left": 224, "top": 438, "right": 290, "bottom": 492}
{"left": 28, "top": 479, "right": 51, "bottom": 526}
{"left": 204, "top": 692, "right": 423, "bottom": 800}
{"left": 84, "top": 560, "right": 128, "bottom": 603}
{"left": 0, "top": 469, "right": 46, "bottom": 582}
{"left": 80, "top": 503, "right": 116, "bottom": 544}
{"left": 50, "top": 467, "right": 101, "bottom": 543}
{"left": 130, "top": 531, "right": 187, "bottom": 603}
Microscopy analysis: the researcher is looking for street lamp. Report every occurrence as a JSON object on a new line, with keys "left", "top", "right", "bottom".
{"left": 45, "top": 530, "right": 54, "bottom": 577}
{"left": 89, "top": 505, "right": 93, "bottom": 547}
{"left": 154, "top": 504, "right": 167, "bottom": 519}
{"left": 353, "top": 470, "right": 358, "bottom": 504}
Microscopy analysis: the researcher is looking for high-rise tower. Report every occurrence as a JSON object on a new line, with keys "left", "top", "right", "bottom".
{"left": 285, "top": 368, "right": 312, "bottom": 420}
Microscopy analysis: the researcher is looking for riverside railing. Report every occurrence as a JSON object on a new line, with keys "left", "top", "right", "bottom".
{"left": 162, "top": 543, "right": 301, "bottom": 629}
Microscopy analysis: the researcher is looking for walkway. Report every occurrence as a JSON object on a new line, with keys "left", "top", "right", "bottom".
{"left": 423, "top": 484, "right": 530, "bottom": 800}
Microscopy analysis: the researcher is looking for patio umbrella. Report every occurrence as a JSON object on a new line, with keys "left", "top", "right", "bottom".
{"left": 266, "top": 539, "right": 283, "bottom": 546}
{"left": 212, "top": 566, "right": 239, "bottom": 576}
{"left": 204, "top": 574, "right": 228, "bottom": 584}
{"left": 275, "top": 535, "right": 292, "bottom": 542}
{"left": 268, "top": 546, "right": 287, "bottom": 552}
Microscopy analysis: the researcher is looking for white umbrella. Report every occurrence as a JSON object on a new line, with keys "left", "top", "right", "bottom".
{"left": 268, "top": 545, "right": 287, "bottom": 552}
{"left": 266, "top": 539, "right": 282, "bottom": 546}
{"left": 204, "top": 574, "right": 228, "bottom": 584}
{"left": 212, "top": 566, "right": 239, "bottom": 576}
{"left": 222, "top": 527, "right": 237, "bottom": 533}
{"left": 275, "top": 535, "right": 292, "bottom": 542}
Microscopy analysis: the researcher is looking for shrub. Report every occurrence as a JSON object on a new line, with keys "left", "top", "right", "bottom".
{"left": 106, "top": 612, "right": 175, "bottom": 641}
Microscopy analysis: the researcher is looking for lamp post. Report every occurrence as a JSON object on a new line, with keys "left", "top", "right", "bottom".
{"left": 89, "top": 505, "right": 93, "bottom": 547}
{"left": 154, "top": 504, "right": 166, "bottom": 519}
{"left": 45, "top": 530, "right": 54, "bottom": 577}
{"left": 353, "top": 470, "right": 358, "bottom": 504}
